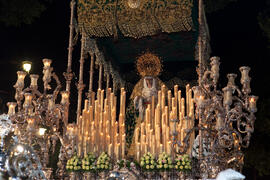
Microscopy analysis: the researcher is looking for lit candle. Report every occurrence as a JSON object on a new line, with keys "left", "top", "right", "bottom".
{"left": 249, "top": 96, "right": 258, "bottom": 112}
{"left": 15, "top": 71, "right": 27, "bottom": 89}
{"left": 30, "top": 74, "right": 39, "bottom": 89}
{"left": 61, "top": 91, "right": 69, "bottom": 105}
{"left": 7, "top": 102, "right": 16, "bottom": 116}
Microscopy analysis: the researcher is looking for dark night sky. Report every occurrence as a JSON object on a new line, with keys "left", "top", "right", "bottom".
{"left": 0, "top": 0, "right": 268, "bottom": 109}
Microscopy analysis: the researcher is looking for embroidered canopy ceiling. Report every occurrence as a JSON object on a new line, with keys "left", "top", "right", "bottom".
{"left": 77, "top": 0, "right": 194, "bottom": 38}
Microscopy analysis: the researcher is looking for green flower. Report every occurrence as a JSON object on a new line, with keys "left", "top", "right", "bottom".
{"left": 164, "top": 164, "right": 168, "bottom": 169}
{"left": 140, "top": 161, "right": 145, "bottom": 166}
{"left": 150, "top": 165, "right": 154, "bottom": 169}
{"left": 146, "top": 165, "right": 150, "bottom": 169}
{"left": 146, "top": 160, "right": 149, "bottom": 164}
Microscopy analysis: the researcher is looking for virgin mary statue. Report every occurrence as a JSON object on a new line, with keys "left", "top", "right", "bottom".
{"left": 126, "top": 52, "right": 168, "bottom": 158}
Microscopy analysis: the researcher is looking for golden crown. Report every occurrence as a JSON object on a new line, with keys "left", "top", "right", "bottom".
{"left": 136, "top": 52, "right": 162, "bottom": 77}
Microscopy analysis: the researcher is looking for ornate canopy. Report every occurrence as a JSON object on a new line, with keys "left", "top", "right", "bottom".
{"left": 77, "top": 0, "right": 194, "bottom": 38}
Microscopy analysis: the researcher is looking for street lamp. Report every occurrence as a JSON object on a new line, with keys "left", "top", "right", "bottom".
{"left": 22, "top": 61, "right": 32, "bottom": 73}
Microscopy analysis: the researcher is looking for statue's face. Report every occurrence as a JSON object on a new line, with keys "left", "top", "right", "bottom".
{"left": 145, "top": 77, "right": 153, "bottom": 88}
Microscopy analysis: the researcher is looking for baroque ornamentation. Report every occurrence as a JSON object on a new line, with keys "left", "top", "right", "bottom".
{"left": 77, "top": 0, "right": 194, "bottom": 38}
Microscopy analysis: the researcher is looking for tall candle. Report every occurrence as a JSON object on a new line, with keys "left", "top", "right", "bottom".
{"left": 122, "top": 90, "right": 126, "bottom": 117}
{"left": 136, "top": 143, "right": 140, "bottom": 161}
{"left": 186, "top": 84, "right": 190, "bottom": 117}
{"left": 121, "top": 134, "right": 126, "bottom": 159}
{"left": 108, "top": 143, "right": 113, "bottom": 157}
{"left": 174, "top": 85, "right": 178, "bottom": 106}
{"left": 158, "top": 91, "right": 162, "bottom": 108}
{"left": 101, "top": 90, "right": 104, "bottom": 112}
{"left": 168, "top": 90, "right": 172, "bottom": 111}
{"left": 151, "top": 95, "right": 155, "bottom": 122}
{"left": 135, "top": 128, "right": 139, "bottom": 144}
{"left": 178, "top": 90, "right": 182, "bottom": 119}
{"left": 160, "top": 144, "right": 164, "bottom": 154}
{"left": 116, "top": 143, "right": 120, "bottom": 160}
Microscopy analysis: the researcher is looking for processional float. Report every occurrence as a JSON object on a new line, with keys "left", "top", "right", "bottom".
{"left": 0, "top": 0, "right": 257, "bottom": 179}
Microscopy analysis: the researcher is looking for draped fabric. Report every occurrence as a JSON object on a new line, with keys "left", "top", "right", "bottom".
{"left": 77, "top": 0, "right": 194, "bottom": 38}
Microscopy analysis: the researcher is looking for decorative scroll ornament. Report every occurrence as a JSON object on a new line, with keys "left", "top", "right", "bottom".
{"left": 6, "top": 144, "right": 46, "bottom": 179}
{"left": 77, "top": 0, "right": 194, "bottom": 38}
{"left": 0, "top": 114, "right": 13, "bottom": 139}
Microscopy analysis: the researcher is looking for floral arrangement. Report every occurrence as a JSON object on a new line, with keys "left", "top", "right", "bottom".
{"left": 82, "top": 153, "right": 96, "bottom": 172}
{"left": 140, "top": 152, "right": 156, "bottom": 171}
{"left": 156, "top": 152, "right": 173, "bottom": 171}
{"left": 174, "top": 154, "right": 192, "bottom": 171}
{"left": 96, "top": 152, "right": 111, "bottom": 171}
{"left": 66, "top": 155, "right": 82, "bottom": 172}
